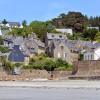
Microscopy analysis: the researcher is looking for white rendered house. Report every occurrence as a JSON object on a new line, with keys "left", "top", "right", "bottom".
{"left": 55, "top": 28, "right": 73, "bottom": 35}
{"left": 84, "top": 47, "right": 100, "bottom": 60}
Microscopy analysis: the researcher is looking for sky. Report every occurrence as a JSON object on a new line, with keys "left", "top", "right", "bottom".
{"left": 0, "top": 0, "right": 100, "bottom": 23}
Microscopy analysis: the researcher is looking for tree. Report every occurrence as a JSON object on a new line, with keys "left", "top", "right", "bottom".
{"left": 0, "top": 36, "right": 3, "bottom": 45}
{"left": 9, "top": 26, "right": 33, "bottom": 37}
{"left": 2, "top": 19, "right": 8, "bottom": 24}
{"left": 89, "top": 16, "right": 100, "bottom": 28}
{"left": 58, "top": 13, "right": 66, "bottom": 19}
{"left": 45, "top": 20, "right": 55, "bottom": 32}
{"left": 30, "top": 21, "right": 47, "bottom": 42}
{"left": 96, "top": 32, "right": 100, "bottom": 42}
{"left": 63, "top": 12, "right": 88, "bottom": 32}
{"left": 82, "top": 29, "right": 98, "bottom": 41}
{"left": 22, "top": 20, "right": 27, "bottom": 27}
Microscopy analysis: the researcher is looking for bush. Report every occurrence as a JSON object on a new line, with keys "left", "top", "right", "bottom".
{"left": 23, "top": 65, "right": 33, "bottom": 69}
{"left": 0, "top": 46, "right": 10, "bottom": 53}
{"left": 4, "top": 61, "right": 15, "bottom": 72}
{"left": 23, "top": 55, "right": 72, "bottom": 71}
{"left": 15, "top": 63, "right": 22, "bottom": 67}
{"left": 55, "top": 59, "right": 72, "bottom": 71}
{"left": 66, "top": 64, "right": 72, "bottom": 71}
{"left": 38, "top": 53, "right": 48, "bottom": 57}
{"left": 32, "top": 62, "right": 44, "bottom": 70}
{"left": 55, "top": 59, "right": 68, "bottom": 68}
{"left": 43, "top": 59, "right": 56, "bottom": 71}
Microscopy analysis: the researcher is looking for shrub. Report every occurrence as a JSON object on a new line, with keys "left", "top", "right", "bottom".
{"left": 43, "top": 59, "right": 56, "bottom": 71}
{"left": 4, "top": 61, "right": 15, "bottom": 72}
{"left": 15, "top": 63, "right": 22, "bottom": 67}
{"left": 23, "top": 65, "right": 33, "bottom": 69}
{"left": 55, "top": 59, "right": 68, "bottom": 68}
{"left": 0, "top": 46, "right": 10, "bottom": 53}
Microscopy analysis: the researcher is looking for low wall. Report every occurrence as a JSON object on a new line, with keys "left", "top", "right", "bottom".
{"left": 0, "top": 69, "right": 71, "bottom": 81}
{"left": 72, "top": 60, "right": 100, "bottom": 77}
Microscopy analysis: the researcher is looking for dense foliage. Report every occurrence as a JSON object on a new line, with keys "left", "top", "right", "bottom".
{"left": 0, "top": 46, "right": 10, "bottom": 53}
{"left": 6, "top": 11, "right": 100, "bottom": 42}
{"left": 52, "top": 12, "right": 88, "bottom": 32}
{"left": 23, "top": 54, "right": 72, "bottom": 71}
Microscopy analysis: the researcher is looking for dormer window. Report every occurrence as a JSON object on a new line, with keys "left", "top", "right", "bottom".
{"left": 52, "top": 35, "right": 54, "bottom": 37}
{"left": 61, "top": 46, "right": 64, "bottom": 50}
{"left": 59, "top": 35, "right": 62, "bottom": 38}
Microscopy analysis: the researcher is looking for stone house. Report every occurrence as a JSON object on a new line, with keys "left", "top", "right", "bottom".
{"left": 45, "top": 33, "right": 67, "bottom": 55}
{"left": 24, "top": 37, "right": 45, "bottom": 57}
{"left": 5, "top": 22, "right": 22, "bottom": 28}
{"left": 45, "top": 33, "right": 98, "bottom": 63}
{"left": 45, "top": 33, "right": 79, "bottom": 64}
{"left": 53, "top": 41, "right": 72, "bottom": 64}
{"left": 4, "top": 33, "right": 45, "bottom": 58}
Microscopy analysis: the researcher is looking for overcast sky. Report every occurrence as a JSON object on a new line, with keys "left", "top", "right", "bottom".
{"left": 0, "top": 0, "right": 100, "bottom": 23}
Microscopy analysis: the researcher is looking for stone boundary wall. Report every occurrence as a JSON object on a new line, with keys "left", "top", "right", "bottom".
{"left": 72, "top": 60, "right": 100, "bottom": 77}
{"left": 0, "top": 70, "right": 71, "bottom": 81}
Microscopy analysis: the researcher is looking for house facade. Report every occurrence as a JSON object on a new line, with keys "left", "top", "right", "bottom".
{"left": 4, "top": 33, "right": 45, "bottom": 59}
{"left": 55, "top": 28, "right": 73, "bottom": 35}
{"left": 83, "top": 43, "right": 100, "bottom": 60}
{"left": 84, "top": 47, "right": 100, "bottom": 60}
{"left": 45, "top": 33, "right": 79, "bottom": 63}
{"left": 53, "top": 42, "right": 72, "bottom": 64}
{"left": 45, "top": 33, "right": 67, "bottom": 55}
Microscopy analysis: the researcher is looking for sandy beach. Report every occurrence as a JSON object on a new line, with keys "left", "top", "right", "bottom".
{"left": 0, "top": 80, "right": 100, "bottom": 88}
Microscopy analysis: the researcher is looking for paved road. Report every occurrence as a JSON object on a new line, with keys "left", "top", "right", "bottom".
{"left": 0, "top": 80, "right": 100, "bottom": 88}
{"left": 0, "top": 87, "right": 100, "bottom": 100}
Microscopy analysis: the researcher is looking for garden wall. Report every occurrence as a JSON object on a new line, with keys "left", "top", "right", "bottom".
{"left": 72, "top": 60, "right": 100, "bottom": 78}
{"left": 0, "top": 69, "right": 71, "bottom": 81}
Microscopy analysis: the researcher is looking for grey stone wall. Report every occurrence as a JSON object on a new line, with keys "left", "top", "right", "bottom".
{"left": 0, "top": 70, "right": 71, "bottom": 81}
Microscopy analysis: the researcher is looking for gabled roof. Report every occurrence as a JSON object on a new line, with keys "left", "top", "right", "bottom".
{"left": 13, "top": 36, "right": 24, "bottom": 45}
{"left": 8, "top": 22, "right": 21, "bottom": 27}
{"left": 8, "top": 45, "right": 25, "bottom": 62}
{"left": 52, "top": 39, "right": 97, "bottom": 53}
{"left": 47, "top": 33, "right": 67, "bottom": 40}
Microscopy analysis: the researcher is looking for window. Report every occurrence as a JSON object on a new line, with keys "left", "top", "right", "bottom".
{"left": 52, "top": 35, "right": 54, "bottom": 37}
{"left": 88, "top": 55, "right": 89, "bottom": 60}
{"left": 61, "top": 46, "right": 64, "bottom": 50}
{"left": 58, "top": 52, "right": 61, "bottom": 58}
{"left": 91, "top": 54, "right": 93, "bottom": 60}
{"left": 64, "top": 53, "right": 67, "bottom": 58}
{"left": 31, "top": 48, "right": 34, "bottom": 50}
{"left": 59, "top": 35, "right": 62, "bottom": 38}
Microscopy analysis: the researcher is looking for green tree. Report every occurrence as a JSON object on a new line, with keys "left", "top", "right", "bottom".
{"left": 2, "top": 19, "right": 8, "bottom": 24}
{"left": 0, "top": 36, "right": 3, "bottom": 45}
{"left": 30, "top": 21, "right": 47, "bottom": 42}
{"left": 96, "top": 32, "right": 100, "bottom": 42}
{"left": 22, "top": 20, "right": 27, "bottom": 27}
{"left": 82, "top": 28, "right": 98, "bottom": 41}
{"left": 9, "top": 26, "right": 33, "bottom": 37}
{"left": 63, "top": 12, "right": 88, "bottom": 32}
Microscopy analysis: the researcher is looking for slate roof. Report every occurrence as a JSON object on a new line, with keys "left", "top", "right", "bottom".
{"left": 4, "top": 38, "right": 13, "bottom": 43}
{"left": 51, "top": 39, "right": 99, "bottom": 53}
{"left": 8, "top": 45, "right": 25, "bottom": 62}
{"left": 8, "top": 22, "right": 21, "bottom": 27}
{"left": 47, "top": 33, "right": 67, "bottom": 40}
{"left": 93, "top": 42, "right": 100, "bottom": 49}
{"left": 13, "top": 36, "right": 24, "bottom": 45}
